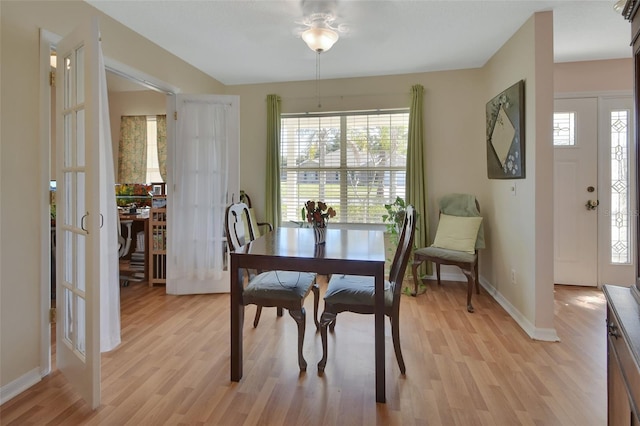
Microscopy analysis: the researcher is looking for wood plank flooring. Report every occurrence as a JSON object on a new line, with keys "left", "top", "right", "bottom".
{"left": 0, "top": 279, "right": 606, "bottom": 425}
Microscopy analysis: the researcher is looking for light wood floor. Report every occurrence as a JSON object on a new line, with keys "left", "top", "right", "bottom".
{"left": 0, "top": 279, "right": 606, "bottom": 425}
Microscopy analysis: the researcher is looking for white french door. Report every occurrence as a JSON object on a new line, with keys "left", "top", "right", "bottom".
{"left": 55, "top": 19, "right": 102, "bottom": 408}
{"left": 553, "top": 95, "right": 635, "bottom": 287}
{"left": 166, "top": 94, "right": 240, "bottom": 295}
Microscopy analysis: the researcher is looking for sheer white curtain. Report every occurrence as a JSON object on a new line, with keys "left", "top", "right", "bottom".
{"left": 168, "top": 101, "right": 229, "bottom": 294}
{"left": 98, "top": 44, "right": 120, "bottom": 351}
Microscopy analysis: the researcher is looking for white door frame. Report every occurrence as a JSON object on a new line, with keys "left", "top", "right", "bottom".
{"left": 555, "top": 91, "right": 635, "bottom": 287}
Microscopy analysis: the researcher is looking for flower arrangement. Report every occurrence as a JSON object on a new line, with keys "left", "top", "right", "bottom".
{"left": 302, "top": 200, "right": 336, "bottom": 228}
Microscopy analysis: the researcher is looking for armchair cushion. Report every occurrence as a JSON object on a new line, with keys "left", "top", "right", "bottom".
{"left": 431, "top": 214, "right": 483, "bottom": 254}
{"left": 243, "top": 271, "right": 316, "bottom": 302}
{"left": 415, "top": 246, "right": 477, "bottom": 263}
{"left": 324, "top": 275, "right": 395, "bottom": 307}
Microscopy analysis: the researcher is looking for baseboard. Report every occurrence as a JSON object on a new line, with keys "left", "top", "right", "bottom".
{"left": 479, "top": 277, "right": 560, "bottom": 342}
{"left": 0, "top": 367, "right": 42, "bottom": 405}
{"left": 421, "top": 270, "right": 560, "bottom": 342}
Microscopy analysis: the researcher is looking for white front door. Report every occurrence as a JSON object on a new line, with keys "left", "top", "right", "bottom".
{"left": 165, "top": 94, "right": 240, "bottom": 294}
{"left": 554, "top": 97, "right": 598, "bottom": 286}
{"left": 554, "top": 96, "right": 635, "bottom": 287}
{"left": 55, "top": 19, "right": 102, "bottom": 408}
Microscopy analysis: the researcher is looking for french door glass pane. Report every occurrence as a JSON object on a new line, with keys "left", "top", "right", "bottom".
{"left": 76, "top": 109, "right": 85, "bottom": 167}
{"left": 76, "top": 172, "right": 85, "bottom": 229}
{"left": 64, "top": 114, "right": 72, "bottom": 167}
{"left": 63, "top": 287, "right": 73, "bottom": 344}
{"left": 75, "top": 46, "right": 84, "bottom": 104}
{"left": 64, "top": 56, "right": 71, "bottom": 109}
{"left": 76, "top": 297, "right": 86, "bottom": 355}
{"left": 77, "top": 233, "right": 86, "bottom": 292}
{"left": 63, "top": 230, "right": 73, "bottom": 284}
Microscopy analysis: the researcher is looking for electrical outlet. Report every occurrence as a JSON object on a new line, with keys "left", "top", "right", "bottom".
{"left": 511, "top": 269, "right": 516, "bottom": 284}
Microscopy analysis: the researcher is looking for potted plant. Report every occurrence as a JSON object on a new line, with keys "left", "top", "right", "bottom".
{"left": 381, "top": 196, "right": 423, "bottom": 295}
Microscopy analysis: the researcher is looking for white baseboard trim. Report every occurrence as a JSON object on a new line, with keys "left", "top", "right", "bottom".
{"left": 479, "top": 278, "right": 560, "bottom": 342}
{"left": 420, "top": 271, "right": 560, "bottom": 342}
{"left": 0, "top": 367, "right": 42, "bottom": 405}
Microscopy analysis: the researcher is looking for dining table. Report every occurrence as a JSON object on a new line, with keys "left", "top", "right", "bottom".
{"left": 229, "top": 226, "right": 388, "bottom": 403}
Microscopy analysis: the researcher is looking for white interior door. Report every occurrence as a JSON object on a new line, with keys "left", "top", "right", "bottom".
{"left": 55, "top": 19, "right": 101, "bottom": 408}
{"left": 554, "top": 97, "right": 598, "bottom": 286}
{"left": 165, "top": 94, "right": 240, "bottom": 295}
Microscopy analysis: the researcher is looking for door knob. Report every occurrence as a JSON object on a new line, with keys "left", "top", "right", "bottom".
{"left": 585, "top": 199, "right": 599, "bottom": 210}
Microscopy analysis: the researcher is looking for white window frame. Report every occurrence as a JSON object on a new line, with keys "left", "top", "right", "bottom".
{"left": 280, "top": 109, "right": 409, "bottom": 225}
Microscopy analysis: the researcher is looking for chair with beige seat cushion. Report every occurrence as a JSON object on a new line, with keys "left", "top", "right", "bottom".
{"left": 225, "top": 202, "right": 319, "bottom": 371}
{"left": 411, "top": 193, "right": 484, "bottom": 313}
{"left": 317, "top": 205, "right": 416, "bottom": 374}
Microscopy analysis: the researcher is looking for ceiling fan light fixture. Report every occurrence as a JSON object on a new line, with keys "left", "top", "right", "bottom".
{"left": 302, "top": 27, "right": 339, "bottom": 52}
{"left": 613, "top": 0, "right": 626, "bottom": 13}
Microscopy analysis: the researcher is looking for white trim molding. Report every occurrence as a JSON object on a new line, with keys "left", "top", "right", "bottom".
{"left": 422, "top": 269, "right": 560, "bottom": 342}
{"left": 0, "top": 368, "right": 42, "bottom": 405}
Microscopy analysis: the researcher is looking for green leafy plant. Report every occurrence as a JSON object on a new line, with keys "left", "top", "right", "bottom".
{"left": 50, "top": 204, "right": 56, "bottom": 226}
{"left": 382, "top": 196, "right": 407, "bottom": 235}
{"left": 381, "top": 196, "right": 425, "bottom": 296}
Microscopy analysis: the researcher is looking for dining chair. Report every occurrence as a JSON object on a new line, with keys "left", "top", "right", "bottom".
{"left": 225, "top": 202, "right": 319, "bottom": 371}
{"left": 239, "top": 191, "right": 273, "bottom": 238}
{"left": 118, "top": 216, "right": 134, "bottom": 287}
{"left": 411, "top": 193, "right": 484, "bottom": 313}
{"left": 317, "top": 205, "right": 416, "bottom": 374}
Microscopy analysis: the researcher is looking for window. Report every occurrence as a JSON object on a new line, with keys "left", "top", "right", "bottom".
{"left": 553, "top": 112, "right": 576, "bottom": 146}
{"left": 280, "top": 110, "right": 409, "bottom": 224}
{"left": 610, "top": 109, "right": 630, "bottom": 264}
{"left": 145, "top": 116, "right": 163, "bottom": 184}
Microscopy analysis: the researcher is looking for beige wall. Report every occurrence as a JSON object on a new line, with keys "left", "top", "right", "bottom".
{"left": 228, "top": 69, "right": 487, "bottom": 232}
{"left": 481, "top": 12, "right": 555, "bottom": 332}
{"left": 555, "top": 58, "right": 633, "bottom": 93}
{"left": 0, "top": 0, "right": 222, "bottom": 391}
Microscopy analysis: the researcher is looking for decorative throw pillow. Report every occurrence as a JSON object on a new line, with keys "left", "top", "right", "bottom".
{"left": 431, "top": 214, "right": 483, "bottom": 254}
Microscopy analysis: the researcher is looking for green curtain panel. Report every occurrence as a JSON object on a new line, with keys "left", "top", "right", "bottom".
{"left": 156, "top": 115, "right": 167, "bottom": 181}
{"left": 265, "top": 94, "right": 282, "bottom": 227}
{"left": 118, "top": 115, "right": 147, "bottom": 183}
{"left": 406, "top": 84, "right": 431, "bottom": 277}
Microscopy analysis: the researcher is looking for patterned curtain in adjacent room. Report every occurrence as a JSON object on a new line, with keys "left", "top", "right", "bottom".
{"left": 156, "top": 114, "right": 167, "bottom": 181}
{"left": 117, "top": 115, "right": 147, "bottom": 183}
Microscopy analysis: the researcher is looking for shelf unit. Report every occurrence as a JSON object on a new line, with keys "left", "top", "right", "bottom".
{"left": 149, "top": 184, "right": 167, "bottom": 286}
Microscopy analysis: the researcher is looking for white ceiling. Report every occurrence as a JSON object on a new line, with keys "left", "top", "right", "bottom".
{"left": 88, "top": 0, "right": 632, "bottom": 87}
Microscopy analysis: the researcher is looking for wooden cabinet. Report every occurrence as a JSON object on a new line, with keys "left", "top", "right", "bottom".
{"left": 605, "top": 4, "right": 640, "bottom": 424}
{"left": 149, "top": 190, "right": 167, "bottom": 287}
{"left": 604, "top": 285, "right": 640, "bottom": 425}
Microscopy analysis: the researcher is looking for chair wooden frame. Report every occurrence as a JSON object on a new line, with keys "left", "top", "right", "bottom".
{"left": 225, "top": 202, "right": 319, "bottom": 371}
{"left": 317, "top": 205, "right": 416, "bottom": 374}
{"left": 411, "top": 199, "right": 481, "bottom": 313}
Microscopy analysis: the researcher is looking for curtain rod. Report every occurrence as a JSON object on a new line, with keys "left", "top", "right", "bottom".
{"left": 279, "top": 91, "right": 410, "bottom": 101}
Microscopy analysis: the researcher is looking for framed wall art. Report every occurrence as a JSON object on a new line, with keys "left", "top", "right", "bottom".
{"left": 486, "top": 80, "right": 525, "bottom": 179}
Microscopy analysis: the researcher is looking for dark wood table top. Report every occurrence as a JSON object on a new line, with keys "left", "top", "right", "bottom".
{"left": 235, "top": 227, "right": 385, "bottom": 266}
